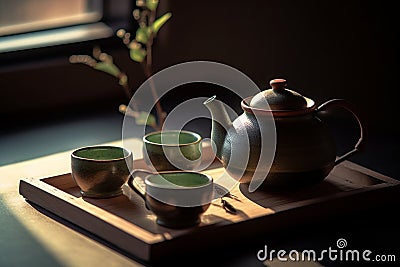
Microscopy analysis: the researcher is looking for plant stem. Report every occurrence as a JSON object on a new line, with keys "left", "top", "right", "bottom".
{"left": 118, "top": 73, "right": 133, "bottom": 99}
{"left": 141, "top": 8, "right": 165, "bottom": 130}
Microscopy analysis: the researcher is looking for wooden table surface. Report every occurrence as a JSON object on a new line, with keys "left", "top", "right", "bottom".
{"left": 1, "top": 138, "right": 399, "bottom": 267}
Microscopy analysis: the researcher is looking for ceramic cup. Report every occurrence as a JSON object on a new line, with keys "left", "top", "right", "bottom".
{"left": 71, "top": 145, "right": 133, "bottom": 198}
{"left": 129, "top": 171, "right": 213, "bottom": 228}
{"left": 143, "top": 130, "right": 202, "bottom": 172}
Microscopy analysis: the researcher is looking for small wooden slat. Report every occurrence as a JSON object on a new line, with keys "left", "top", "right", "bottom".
{"left": 19, "top": 160, "right": 400, "bottom": 261}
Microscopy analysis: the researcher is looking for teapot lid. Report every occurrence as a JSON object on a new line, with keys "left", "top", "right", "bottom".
{"left": 250, "top": 79, "right": 308, "bottom": 110}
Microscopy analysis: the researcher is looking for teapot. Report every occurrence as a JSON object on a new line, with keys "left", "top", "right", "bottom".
{"left": 204, "top": 78, "right": 365, "bottom": 189}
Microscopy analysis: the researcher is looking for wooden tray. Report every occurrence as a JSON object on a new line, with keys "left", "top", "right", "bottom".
{"left": 19, "top": 160, "right": 399, "bottom": 262}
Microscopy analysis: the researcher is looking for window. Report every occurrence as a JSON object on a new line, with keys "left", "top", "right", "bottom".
{"left": 0, "top": 0, "right": 134, "bottom": 119}
{"left": 0, "top": 0, "right": 132, "bottom": 53}
{"left": 0, "top": 0, "right": 103, "bottom": 36}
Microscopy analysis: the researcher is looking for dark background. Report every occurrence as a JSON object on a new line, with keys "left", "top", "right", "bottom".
{"left": 1, "top": 0, "right": 399, "bottom": 178}
{"left": 0, "top": 1, "right": 399, "bottom": 266}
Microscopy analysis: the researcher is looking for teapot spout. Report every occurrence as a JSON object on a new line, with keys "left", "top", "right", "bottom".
{"left": 203, "top": 96, "right": 232, "bottom": 159}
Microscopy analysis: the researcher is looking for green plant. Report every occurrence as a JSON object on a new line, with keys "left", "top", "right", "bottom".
{"left": 69, "top": 0, "right": 171, "bottom": 131}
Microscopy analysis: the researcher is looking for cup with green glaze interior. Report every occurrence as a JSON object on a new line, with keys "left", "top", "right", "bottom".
{"left": 129, "top": 171, "right": 213, "bottom": 228}
{"left": 143, "top": 130, "right": 202, "bottom": 172}
{"left": 71, "top": 145, "right": 133, "bottom": 198}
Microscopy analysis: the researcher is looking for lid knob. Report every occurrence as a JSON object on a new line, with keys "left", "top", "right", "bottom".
{"left": 249, "top": 78, "right": 308, "bottom": 111}
{"left": 270, "top": 79, "right": 287, "bottom": 92}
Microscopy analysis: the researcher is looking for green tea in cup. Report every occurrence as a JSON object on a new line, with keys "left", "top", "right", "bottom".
{"left": 71, "top": 145, "right": 133, "bottom": 198}
{"left": 143, "top": 130, "right": 202, "bottom": 172}
{"left": 132, "top": 171, "right": 213, "bottom": 228}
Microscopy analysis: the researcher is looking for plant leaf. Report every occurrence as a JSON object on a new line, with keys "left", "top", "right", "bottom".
{"left": 94, "top": 62, "right": 120, "bottom": 77}
{"left": 135, "top": 112, "right": 156, "bottom": 127}
{"left": 135, "top": 27, "right": 149, "bottom": 44}
{"left": 129, "top": 47, "right": 147, "bottom": 62}
{"left": 151, "top": 12, "right": 172, "bottom": 34}
{"left": 146, "top": 0, "right": 159, "bottom": 11}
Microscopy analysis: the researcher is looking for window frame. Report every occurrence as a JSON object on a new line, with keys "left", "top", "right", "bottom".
{"left": 0, "top": 0, "right": 104, "bottom": 37}
{"left": 0, "top": 0, "right": 134, "bottom": 68}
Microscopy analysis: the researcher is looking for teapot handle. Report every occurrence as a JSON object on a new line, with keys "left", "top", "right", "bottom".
{"left": 315, "top": 99, "right": 366, "bottom": 165}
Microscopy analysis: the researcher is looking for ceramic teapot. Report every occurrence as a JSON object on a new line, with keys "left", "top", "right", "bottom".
{"left": 204, "top": 78, "right": 365, "bottom": 189}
